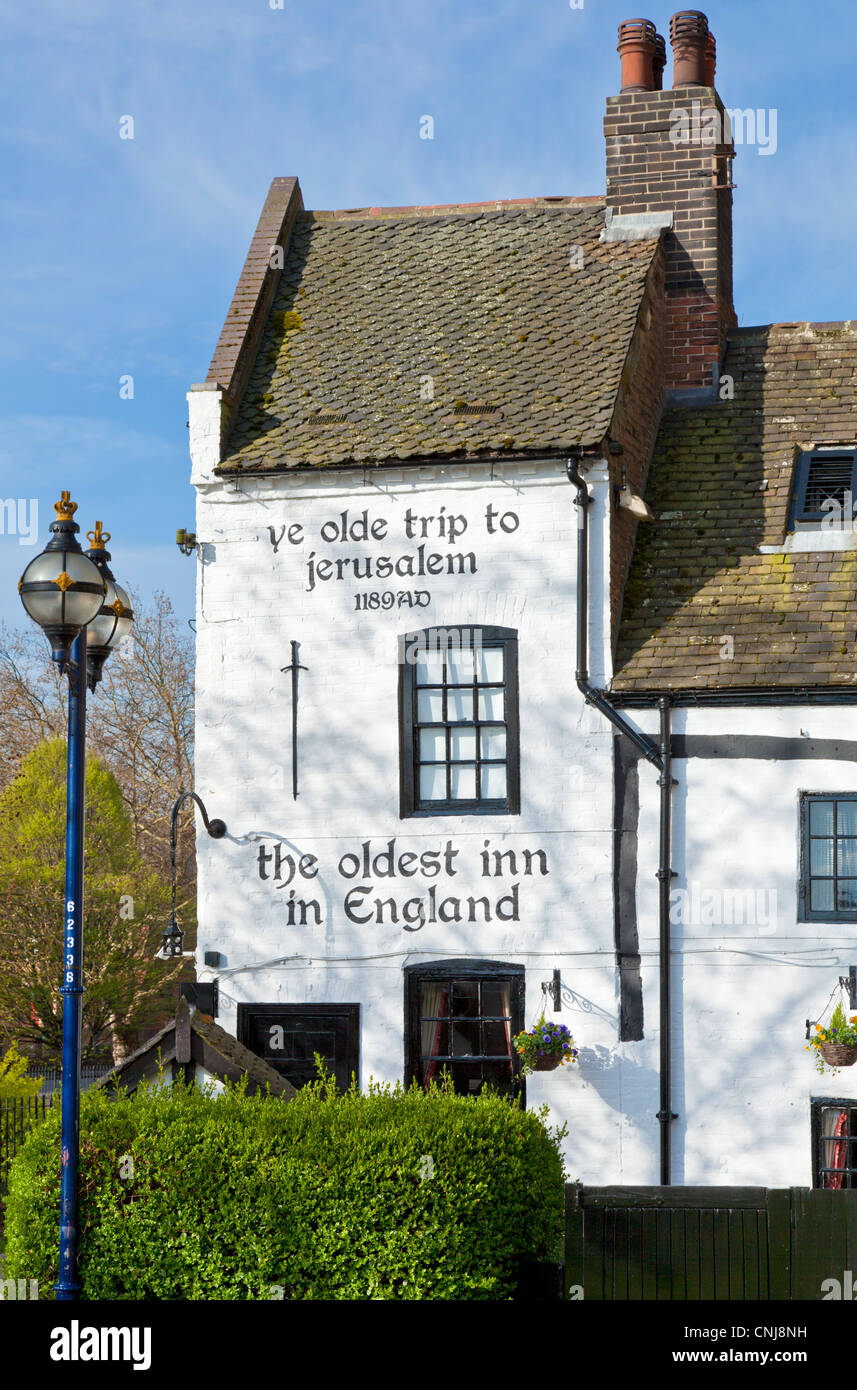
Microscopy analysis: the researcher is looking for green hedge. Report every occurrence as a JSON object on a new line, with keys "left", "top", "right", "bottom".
{"left": 3, "top": 1074, "right": 565, "bottom": 1300}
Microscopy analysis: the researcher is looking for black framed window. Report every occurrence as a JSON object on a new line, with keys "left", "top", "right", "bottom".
{"left": 790, "top": 448, "right": 857, "bottom": 528}
{"left": 404, "top": 960, "right": 524, "bottom": 1099}
{"left": 399, "top": 626, "right": 520, "bottom": 816}
{"left": 812, "top": 1100, "right": 857, "bottom": 1188}
{"left": 237, "top": 1003, "right": 359, "bottom": 1092}
{"left": 799, "top": 794, "right": 857, "bottom": 922}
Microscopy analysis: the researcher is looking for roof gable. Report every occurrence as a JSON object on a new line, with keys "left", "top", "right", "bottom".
{"left": 217, "top": 201, "right": 660, "bottom": 472}
{"left": 95, "top": 999, "right": 297, "bottom": 1098}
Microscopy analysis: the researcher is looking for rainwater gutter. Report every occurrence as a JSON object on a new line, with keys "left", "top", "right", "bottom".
{"left": 566, "top": 454, "right": 677, "bottom": 1183}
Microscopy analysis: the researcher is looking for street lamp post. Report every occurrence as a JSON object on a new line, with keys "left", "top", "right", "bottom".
{"left": 18, "top": 493, "right": 132, "bottom": 1300}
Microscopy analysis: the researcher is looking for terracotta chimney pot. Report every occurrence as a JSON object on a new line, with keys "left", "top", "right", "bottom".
{"left": 617, "top": 19, "right": 659, "bottom": 93}
{"left": 653, "top": 33, "right": 667, "bottom": 90}
{"left": 669, "top": 10, "right": 710, "bottom": 87}
{"left": 704, "top": 31, "right": 716, "bottom": 87}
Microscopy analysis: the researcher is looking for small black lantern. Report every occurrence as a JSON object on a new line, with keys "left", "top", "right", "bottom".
{"left": 162, "top": 914, "right": 185, "bottom": 959}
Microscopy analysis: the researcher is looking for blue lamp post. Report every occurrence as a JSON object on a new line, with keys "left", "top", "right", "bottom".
{"left": 18, "top": 493, "right": 132, "bottom": 1300}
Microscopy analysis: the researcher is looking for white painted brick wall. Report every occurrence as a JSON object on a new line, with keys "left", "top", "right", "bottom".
{"left": 634, "top": 708, "right": 857, "bottom": 1187}
{"left": 193, "top": 459, "right": 631, "bottom": 1179}
{"left": 193, "top": 455, "right": 855, "bottom": 1187}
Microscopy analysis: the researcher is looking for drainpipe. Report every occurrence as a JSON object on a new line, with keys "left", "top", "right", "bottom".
{"left": 567, "top": 457, "right": 661, "bottom": 769}
{"left": 657, "top": 696, "right": 678, "bottom": 1183}
{"left": 566, "top": 455, "right": 676, "bottom": 1183}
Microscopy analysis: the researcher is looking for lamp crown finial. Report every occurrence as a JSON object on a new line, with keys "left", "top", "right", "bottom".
{"left": 54, "top": 491, "right": 77, "bottom": 522}
{"left": 87, "top": 520, "right": 110, "bottom": 547}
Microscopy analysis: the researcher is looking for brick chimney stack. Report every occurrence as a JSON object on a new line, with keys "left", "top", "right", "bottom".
{"left": 605, "top": 11, "right": 736, "bottom": 397}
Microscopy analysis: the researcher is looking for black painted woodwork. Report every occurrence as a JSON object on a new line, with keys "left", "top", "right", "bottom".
{"left": 237, "top": 1003, "right": 360, "bottom": 1092}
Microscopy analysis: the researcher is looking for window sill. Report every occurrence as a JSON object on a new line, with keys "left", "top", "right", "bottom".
{"left": 760, "top": 530, "right": 857, "bottom": 554}
{"left": 404, "top": 805, "right": 520, "bottom": 818}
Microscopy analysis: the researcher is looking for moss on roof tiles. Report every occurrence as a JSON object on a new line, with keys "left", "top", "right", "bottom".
{"left": 614, "top": 323, "right": 857, "bottom": 691}
{"left": 219, "top": 206, "right": 658, "bottom": 471}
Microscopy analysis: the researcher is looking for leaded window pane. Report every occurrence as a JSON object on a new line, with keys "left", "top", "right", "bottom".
{"left": 839, "top": 803, "right": 857, "bottom": 835}
{"left": 451, "top": 981, "right": 479, "bottom": 1013}
{"left": 416, "top": 651, "right": 444, "bottom": 685}
{"left": 481, "top": 984, "right": 508, "bottom": 1015}
{"left": 811, "top": 800, "right": 835, "bottom": 835}
{"left": 419, "top": 765, "right": 446, "bottom": 800}
{"left": 481, "top": 725, "right": 506, "bottom": 759}
{"left": 481, "top": 764, "right": 507, "bottom": 798}
{"left": 447, "top": 688, "right": 473, "bottom": 721}
{"left": 452, "top": 1018, "right": 480, "bottom": 1056}
{"left": 447, "top": 647, "right": 475, "bottom": 683}
{"left": 419, "top": 729, "right": 446, "bottom": 761}
{"left": 477, "top": 648, "right": 504, "bottom": 682}
{"left": 478, "top": 687, "right": 504, "bottom": 720}
{"left": 451, "top": 765, "right": 477, "bottom": 799}
{"left": 838, "top": 880, "right": 857, "bottom": 910}
{"left": 417, "top": 689, "right": 443, "bottom": 722}
{"left": 483, "top": 1020, "right": 509, "bottom": 1054}
{"left": 450, "top": 728, "right": 477, "bottom": 761}
{"left": 811, "top": 839, "right": 834, "bottom": 875}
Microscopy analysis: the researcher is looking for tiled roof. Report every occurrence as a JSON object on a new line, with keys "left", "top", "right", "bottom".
{"left": 95, "top": 1000, "right": 296, "bottom": 1098}
{"left": 613, "top": 323, "right": 857, "bottom": 691}
{"left": 218, "top": 202, "right": 660, "bottom": 471}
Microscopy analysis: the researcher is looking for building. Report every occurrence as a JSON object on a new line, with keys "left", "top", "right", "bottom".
{"left": 186, "top": 11, "right": 857, "bottom": 1188}
{"left": 95, "top": 996, "right": 296, "bottom": 1099}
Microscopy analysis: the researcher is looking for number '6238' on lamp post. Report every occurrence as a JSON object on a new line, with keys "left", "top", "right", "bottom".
{"left": 18, "top": 492, "right": 133, "bottom": 1300}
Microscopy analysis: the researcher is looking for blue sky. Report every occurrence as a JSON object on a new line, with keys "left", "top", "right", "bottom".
{"left": 1, "top": 0, "right": 856, "bottom": 630}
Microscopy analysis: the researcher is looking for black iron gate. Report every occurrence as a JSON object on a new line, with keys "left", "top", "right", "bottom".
{"left": 565, "top": 1184, "right": 857, "bottom": 1300}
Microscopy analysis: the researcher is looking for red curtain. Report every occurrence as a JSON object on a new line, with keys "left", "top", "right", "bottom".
{"left": 824, "top": 1109, "right": 848, "bottom": 1190}
{"left": 422, "top": 985, "right": 446, "bottom": 1083}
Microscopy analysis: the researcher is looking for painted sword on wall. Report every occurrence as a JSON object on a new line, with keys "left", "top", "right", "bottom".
{"left": 280, "top": 641, "right": 307, "bottom": 799}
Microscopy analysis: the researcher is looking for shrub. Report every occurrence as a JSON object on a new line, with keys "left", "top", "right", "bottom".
{"left": 0, "top": 1042, "right": 42, "bottom": 1100}
{"left": 4, "top": 1072, "right": 565, "bottom": 1300}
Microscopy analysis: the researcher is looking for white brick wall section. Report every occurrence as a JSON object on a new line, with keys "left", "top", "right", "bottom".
{"left": 188, "top": 383, "right": 225, "bottom": 486}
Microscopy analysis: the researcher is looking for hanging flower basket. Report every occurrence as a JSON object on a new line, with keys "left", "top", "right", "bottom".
{"left": 818, "top": 1042, "right": 857, "bottom": 1068}
{"left": 512, "top": 1017, "right": 579, "bottom": 1076}
{"left": 533, "top": 1053, "right": 563, "bottom": 1073}
{"left": 807, "top": 995, "right": 857, "bottom": 1073}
